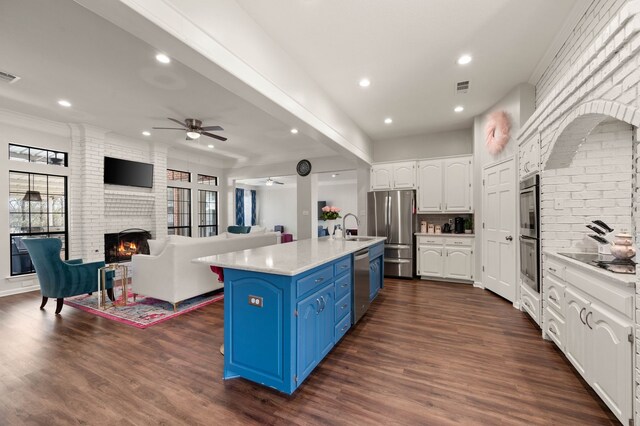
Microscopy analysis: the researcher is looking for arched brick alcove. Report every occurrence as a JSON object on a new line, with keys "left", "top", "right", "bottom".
{"left": 544, "top": 100, "right": 640, "bottom": 170}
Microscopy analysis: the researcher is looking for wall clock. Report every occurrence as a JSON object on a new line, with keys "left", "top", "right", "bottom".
{"left": 485, "top": 110, "right": 511, "bottom": 155}
{"left": 296, "top": 159, "right": 312, "bottom": 176}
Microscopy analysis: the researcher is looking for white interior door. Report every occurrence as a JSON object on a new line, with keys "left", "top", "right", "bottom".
{"left": 482, "top": 158, "right": 516, "bottom": 302}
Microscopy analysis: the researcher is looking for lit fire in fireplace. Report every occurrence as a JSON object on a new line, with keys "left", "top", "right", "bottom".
{"left": 117, "top": 241, "right": 138, "bottom": 255}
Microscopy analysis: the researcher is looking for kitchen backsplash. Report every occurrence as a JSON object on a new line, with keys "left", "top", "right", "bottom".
{"left": 417, "top": 213, "right": 473, "bottom": 233}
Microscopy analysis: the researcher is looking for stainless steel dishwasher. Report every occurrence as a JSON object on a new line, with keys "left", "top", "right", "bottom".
{"left": 353, "top": 248, "right": 370, "bottom": 323}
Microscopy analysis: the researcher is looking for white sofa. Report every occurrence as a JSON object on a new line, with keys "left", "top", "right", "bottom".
{"left": 131, "top": 232, "right": 280, "bottom": 308}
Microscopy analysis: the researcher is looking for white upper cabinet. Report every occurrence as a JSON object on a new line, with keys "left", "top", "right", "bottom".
{"left": 392, "top": 162, "right": 416, "bottom": 189}
{"left": 417, "top": 160, "right": 442, "bottom": 212}
{"left": 443, "top": 157, "right": 472, "bottom": 212}
{"left": 371, "top": 164, "right": 393, "bottom": 190}
{"left": 371, "top": 162, "right": 415, "bottom": 190}
{"left": 415, "top": 155, "right": 473, "bottom": 213}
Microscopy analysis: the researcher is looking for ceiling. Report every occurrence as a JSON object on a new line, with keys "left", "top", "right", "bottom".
{"left": 235, "top": 0, "right": 579, "bottom": 140}
{"left": 238, "top": 169, "right": 356, "bottom": 187}
{"left": 0, "top": 0, "right": 336, "bottom": 166}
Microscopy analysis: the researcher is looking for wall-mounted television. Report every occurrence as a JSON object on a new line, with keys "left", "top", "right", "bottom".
{"left": 104, "top": 157, "right": 153, "bottom": 188}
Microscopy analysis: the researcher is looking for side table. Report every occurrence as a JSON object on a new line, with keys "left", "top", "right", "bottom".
{"left": 97, "top": 263, "right": 130, "bottom": 309}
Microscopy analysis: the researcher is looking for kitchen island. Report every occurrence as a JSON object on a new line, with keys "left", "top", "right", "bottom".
{"left": 193, "top": 236, "right": 385, "bottom": 394}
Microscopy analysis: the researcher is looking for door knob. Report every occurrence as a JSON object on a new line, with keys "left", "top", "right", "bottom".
{"left": 505, "top": 236, "right": 513, "bottom": 241}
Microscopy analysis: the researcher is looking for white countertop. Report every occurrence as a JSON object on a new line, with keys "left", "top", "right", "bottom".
{"left": 544, "top": 250, "right": 635, "bottom": 286}
{"left": 415, "top": 233, "right": 475, "bottom": 237}
{"left": 193, "top": 236, "right": 387, "bottom": 276}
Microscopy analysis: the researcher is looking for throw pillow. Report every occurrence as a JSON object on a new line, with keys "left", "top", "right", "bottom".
{"left": 249, "top": 226, "right": 266, "bottom": 233}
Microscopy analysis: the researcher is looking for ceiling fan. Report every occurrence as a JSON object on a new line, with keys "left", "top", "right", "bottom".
{"left": 152, "top": 118, "right": 227, "bottom": 141}
{"left": 265, "top": 177, "right": 284, "bottom": 186}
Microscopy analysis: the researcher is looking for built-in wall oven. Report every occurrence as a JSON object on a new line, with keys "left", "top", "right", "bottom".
{"left": 519, "top": 175, "right": 540, "bottom": 293}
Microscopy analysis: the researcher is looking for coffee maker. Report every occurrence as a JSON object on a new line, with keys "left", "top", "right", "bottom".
{"left": 454, "top": 217, "right": 465, "bottom": 234}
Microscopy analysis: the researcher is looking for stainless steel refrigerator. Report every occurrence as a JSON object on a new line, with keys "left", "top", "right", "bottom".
{"left": 367, "top": 190, "right": 416, "bottom": 278}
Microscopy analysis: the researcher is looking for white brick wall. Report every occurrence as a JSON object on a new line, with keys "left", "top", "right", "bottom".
{"left": 541, "top": 120, "right": 633, "bottom": 251}
{"left": 520, "top": 1, "right": 640, "bottom": 420}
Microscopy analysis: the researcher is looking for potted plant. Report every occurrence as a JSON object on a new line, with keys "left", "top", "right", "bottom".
{"left": 321, "top": 206, "right": 341, "bottom": 239}
{"left": 464, "top": 217, "right": 473, "bottom": 234}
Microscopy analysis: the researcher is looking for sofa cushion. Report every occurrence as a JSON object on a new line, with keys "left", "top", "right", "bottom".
{"left": 249, "top": 226, "right": 266, "bottom": 234}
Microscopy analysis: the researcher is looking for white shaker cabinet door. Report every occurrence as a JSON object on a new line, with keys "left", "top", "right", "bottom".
{"left": 392, "top": 161, "right": 416, "bottom": 189}
{"left": 444, "top": 247, "right": 472, "bottom": 280}
{"left": 564, "top": 287, "right": 589, "bottom": 377}
{"left": 443, "top": 157, "right": 471, "bottom": 212}
{"left": 371, "top": 164, "right": 393, "bottom": 190}
{"left": 417, "top": 160, "right": 443, "bottom": 212}
{"left": 587, "top": 303, "right": 632, "bottom": 424}
{"left": 418, "top": 245, "right": 443, "bottom": 277}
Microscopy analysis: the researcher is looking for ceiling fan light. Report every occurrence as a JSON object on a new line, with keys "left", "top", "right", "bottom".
{"left": 186, "top": 131, "right": 201, "bottom": 139}
{"left": 265, "top": 179, "right": 274, "bottom": 186}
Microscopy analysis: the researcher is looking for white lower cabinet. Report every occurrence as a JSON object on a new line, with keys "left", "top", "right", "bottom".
{"left": 417, "top": 236, "right": 474, "bottom": 282}
{"left": 444, "top": 247, "right": 472, "bottom": 280}
{"left": 543, "top": 255, "right": 633, "bottom": 426}
{"left": 418, "top": 245, "right": 443, "bottom": 277}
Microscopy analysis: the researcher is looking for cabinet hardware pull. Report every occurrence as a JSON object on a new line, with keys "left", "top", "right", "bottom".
{"left": 548, "top": 267, "right": 556, "bottom": 273}
{"left": 549, "top": 295, "right": 557, "bottom": 302}
{"left": 549, "top": 327, "right": 557, "bottom": 336}
{"left": 319, "top": 296, "right": 326, "bottom": 312}
{"left": 316, "top": 298, "right": 321, "bottom": 314}
{"left": 439, "top": 204, "right": 441, "bottom": 210}
{"left": 579, "top": 307, "right": 586, "bottom": 325}
{"left": 341, "top": 324, "right": 349, "bottom": 332}
{"left": 341, "top": 265, "right": 348, "bottom": 269}
{"left": 315, "top": 277, "right": 324, "bottom": 283}
{"left": 341, "top": 283, "right": 348, "bottom": 288}
{"left": 585, "top": 311, "right": 593, "bottom": 329}
{"left": 342, "top": 304, "right": 348, "bottom": 309}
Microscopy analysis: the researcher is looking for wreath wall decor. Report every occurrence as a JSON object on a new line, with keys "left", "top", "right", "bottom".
{"left": 485, "top": 110, "right": 511, "bottom": 155}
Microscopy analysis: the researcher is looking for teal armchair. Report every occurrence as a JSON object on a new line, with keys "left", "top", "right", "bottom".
{"left": 21, "top": 238, "right": 115, "bottom": 314}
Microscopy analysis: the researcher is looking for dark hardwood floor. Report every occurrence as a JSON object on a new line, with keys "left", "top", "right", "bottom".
{"left": 0, "top": 279, "right": 618, "bottom": 425}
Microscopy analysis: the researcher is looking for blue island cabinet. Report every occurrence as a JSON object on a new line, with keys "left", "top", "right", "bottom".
{"left": 369, "top": 242, "right": 384, "bottom": 301}
{"left": 222, "top": 255, "right": 352, "bottom": 394}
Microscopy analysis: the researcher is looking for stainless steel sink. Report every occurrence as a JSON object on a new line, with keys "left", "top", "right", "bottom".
{"left": 344, "top": 236, "right": 376, "bottom": 242}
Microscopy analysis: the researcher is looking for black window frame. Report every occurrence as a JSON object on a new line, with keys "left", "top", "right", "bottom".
{"left": 197, "top": 174, "right": 218, "bottom": 186}
{"left": 9, "top": 170, "right": 69, "bottom": 276}
{"left": 167, "top": 186, "right": 191, "bottom": 236}
{"left": 198, "top": 189, "right": 218, "bottom": 237}
{"left": 9, "top": 143, "right": 68, "bottom": 167}
{"left": 167, "top": 169, "right": 191, "bottom": 182}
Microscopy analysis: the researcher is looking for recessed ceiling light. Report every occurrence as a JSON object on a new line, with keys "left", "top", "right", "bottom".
{"left": 290, "top": 128, "right": 298, "bottom": 134}
{"left": 207, "top": 144, "right": 214, "bottom": 149}
{"left": 358, "top": 78, "right": 371, "bottom": 88}
{"left": 384, "top": 117, "right": 393, "bottom": 124}
{"left": 57, "top": 100, "right": 71, "bottom": 107}
{"left": 457, "top": 54, "right": 472, "bottom": 65}
{"left": 155, "top": 53, "right": 171, "bottom": 64}
{"left": 331, "top": 173, "right": 339, "bottom": 178}
{"left": 142, "top": 131, "right": 151, "bottom": 136}
{"left": 454, "top": 106, "right": 464, "bottom": 113}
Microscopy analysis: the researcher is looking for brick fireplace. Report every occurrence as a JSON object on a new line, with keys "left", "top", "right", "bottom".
{"left": 104, "top": 229, "right": 152, "bottom": 263}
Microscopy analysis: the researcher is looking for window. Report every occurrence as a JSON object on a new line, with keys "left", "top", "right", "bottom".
{"left": 9, "top": 143, "right": 67, "bottom": 166}
{"left": 167, "top": 169, "right": 190, "bottom": 182}
{"left": 243, "top": 191, "right": 253, "bottom": 227}
{"left": 9, "top": 171, "right": 68, "bottom": 275}
{"left": 197, "top": 174, "right": 217, "bottom": 186}
{"left": 198, "top": 190, "right": 218, "bottom": 237}
{"left": 167, "top": 187, "right": 191, "bottom": 236}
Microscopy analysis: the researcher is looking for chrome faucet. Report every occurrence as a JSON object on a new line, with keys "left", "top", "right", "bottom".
{"left": 342, "top": 213, "right": 360, "bottom": 237}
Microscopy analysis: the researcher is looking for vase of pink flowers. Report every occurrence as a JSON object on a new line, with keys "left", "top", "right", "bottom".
{"left": 321, "top": 206, "right": 341, "bottom": 239}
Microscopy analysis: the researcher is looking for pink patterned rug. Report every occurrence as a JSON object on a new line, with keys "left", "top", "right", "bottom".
{"left": 65, "top": 287, "right": 224, "bottom": 329}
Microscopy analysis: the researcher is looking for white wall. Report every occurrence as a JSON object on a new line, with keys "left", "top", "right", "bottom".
{"left": 373, "top": 128, "right": 472, "bottom": 162}
{"left": 317, "top": 180, "right": 358, "bottom": 232}
{"left": 256, "top": 185, "right": 297, "bottom": 238}
{"left": 473, "top": 83, "right": 536, "bottom": 283}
